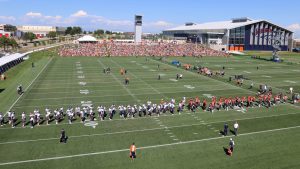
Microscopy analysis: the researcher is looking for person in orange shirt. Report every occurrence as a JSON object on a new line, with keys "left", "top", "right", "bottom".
{"left": 195, "top": 97, "right": 200, "bottom": 107}
{"left": 129, "top": 142, "right": 137, "bottom": 160}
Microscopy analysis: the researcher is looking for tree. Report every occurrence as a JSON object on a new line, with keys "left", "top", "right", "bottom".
{"left": 48, "top": 31, "right": 57, "bottom": 39}
{"left": 105, "top": 30, "right": 112, "bottom": 34}
{"left": 65, "top": 27, "right": 72, "bottom": 35}
{"left": 8, "top": 38, "right": 18, "bottom": 49}
{"left": 94, "top": 29, "right": 104, "bottom": 35}
{"left": 71, "top": 27, "right": 82, "bottom": 35}
{"left": 22, "top": 32, "right": 36, "bottom": 42}
{"left": 64, "top": 26, "right": 82, "bottom": 35}
{"left": 0, "top": 36, "right": 9, "bottom": 50}
{"left": 0, "top": 37, "right": 17, "bottom": 50}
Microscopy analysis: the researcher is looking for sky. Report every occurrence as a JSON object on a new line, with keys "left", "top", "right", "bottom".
{"left": 0, "top": 0, "right": 300, "bottom": 37}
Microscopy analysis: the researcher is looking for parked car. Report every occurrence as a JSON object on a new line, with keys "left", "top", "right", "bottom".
{"left": 292, "top": 48, "right": 300, "bottom": 52}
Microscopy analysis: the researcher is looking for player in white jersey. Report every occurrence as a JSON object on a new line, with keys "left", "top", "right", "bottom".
{"left": 157, "top": 105, "right": 161, "bottom": 117}
{"left": 142, "top": 104, "right": 147, "bottom": 116}
{"left": 11, "top": 112, "right": 16, "bottom": 128}
{"left": 147, "top": 101, "right": 152, "bottom": 110}
{"left": 138, "top": 105, "right": 143, "bottom": 117}
{"left": 45, "top": 108, "right": 50, "bottom": 114}
{"left": 67, "top": 109, "right": 73, "bottom": 124}
{"left": 75, "top": 106, "right": 81, "bottom": 117}
{"left": 98, "top": 106, "right": 104, "bottom": 121}
{"left": 131, "top": 106, "right": 136, "bottom": 118}
{"left": 29, "top": 114, "right": 34, "bottom": 128}
{"left": 7, "top": 110, "right": 12, "bottom": 124}
{"left": 45, "top": 110, "right": 51, "bottom": 125}
{"left": 169, "top": 103, "right": 175, "bottom": 114}
{"left": 89, "top": 108, "right": 94, "bottom": 121}
{"left": 108, "top": 107, "right": 113, "bottom": 120}
{"left": 21, "top": 112, "right": 26, "bottom": 128}
{"left": 54, "top": 109, "right": 60, "bottom": 124}
{"left": 177, "top": 102, "right": 183, "bottom": 114}
{"left": 0, "top": 112, "right": 4, "bottom": 126}
{"left": 36, "top": 111, "right": 41, "bottom": 126}
{"left": 80, "top": 110, "right": 85, "bottom": 123}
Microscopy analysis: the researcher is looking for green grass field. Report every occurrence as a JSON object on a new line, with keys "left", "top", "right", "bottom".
{"left": 0, "top": 50, "right": 300, "bottom": 169}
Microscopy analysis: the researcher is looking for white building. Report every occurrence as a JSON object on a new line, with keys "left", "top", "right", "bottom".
{"left": 17, "top": 26, "right": 56, "bottom": 38}
{"left": 163, "top": 17, "right": 293, "bottom": 51}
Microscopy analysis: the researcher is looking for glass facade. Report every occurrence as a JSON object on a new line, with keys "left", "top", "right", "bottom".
{"left": 229, "top": 26, "right": 245, "bottom": 45}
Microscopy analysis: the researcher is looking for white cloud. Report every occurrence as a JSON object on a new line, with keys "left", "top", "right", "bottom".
{"left": 142, "top": 20, "right": 175, "bottom": 33}
{"left": 91, "top": 16, "right": 132, "bottom": 26}
{"left": 0, "top": 15, "right": 16, "bottom": 22}
{"left": 149, "top": 21, "right": 173, "bottom": 27}
{"left": 67, "top": 11, "right": 132, "bottom": 30}
{"left": 21, "top": 12, "right": 63, "bottom": 25}
{"left": 1, "top": 11, "right": 174, "bottom": 33}
{"left": 287, "top": 23, "right": 300, "bottom": 31}
{"left": 287, "top": 23, "right": 300, "bottom": 38}
{"left": 71, "top": 10, "right": 88, "bottom": 17}
{"left": 25, "top": 12, "right": 42, "bottom": 17}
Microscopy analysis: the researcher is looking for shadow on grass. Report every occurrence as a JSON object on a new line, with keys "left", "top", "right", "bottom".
{"left": 223, "top": 147, "right": 231, "bottom": 156}
{"left": 230, "top": 129, "right": 236, "bottom": 135}
{"left": 0, "top": 89, "right": 4, "bottom": 93}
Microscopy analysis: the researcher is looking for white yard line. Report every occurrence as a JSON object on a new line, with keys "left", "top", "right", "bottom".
{"left": 97, "top": 59, "right": 141, "bottom": 103}
{"left": 22, "top": 90, "right": 248, "bottom": 101}
{"left": 5, "top": 58, "right": 53, "bottom": 116}
{"left": 0, "top": 125, "right": 300, "bottom": 166}
{"left": 1, "top": 111, "right": 299, "bottom": 143}
{"left": 28, "top": 85, "right": 240, "bottom": 95}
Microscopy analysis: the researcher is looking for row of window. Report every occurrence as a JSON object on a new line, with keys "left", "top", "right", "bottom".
{"left": 229, "top": 27, "right": 245, "bottom": 44}
{"left": 229, "top": 27, "right": 245, "bottom": 39}
{"left": 229, "top": 38, "right": 245, "bottom": 45}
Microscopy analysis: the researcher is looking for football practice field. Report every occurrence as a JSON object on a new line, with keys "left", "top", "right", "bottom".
{"left": 0, "top": 50, "right": 300, "bottom": 169}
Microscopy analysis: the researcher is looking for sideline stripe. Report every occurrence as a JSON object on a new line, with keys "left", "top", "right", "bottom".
{"left": 1, "top": 111, "right": 299, "bottom": 144}
{"left": 5, "top": 58, "right": 53, "bottom": 116}
{"left": 0, "top": 125, "right": 299, "bottom": 166}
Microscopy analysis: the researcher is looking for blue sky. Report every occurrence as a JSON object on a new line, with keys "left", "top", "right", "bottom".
{"left": 0, "top": 0, "right": 300, "bottom": 37}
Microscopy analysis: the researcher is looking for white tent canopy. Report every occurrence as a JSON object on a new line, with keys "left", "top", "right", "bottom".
{"left": 0, "top": 53, "right": 26, "bottom": 67}
{"left": 77, "top": 35, "right": 97, "bottom": 42}
{"left": 0, "top": 44, "right": 63, "bottom": 67}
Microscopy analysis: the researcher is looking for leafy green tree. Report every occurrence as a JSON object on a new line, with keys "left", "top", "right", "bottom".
{"left": 65, "top": 26, "right": 82, "bottom": 35}
{"left": 48, "top": 31, "right": 57, "bottom": 39}
{"left": 65, "top": 27, "right": 72, "bottom": 35}
{"left": 9, "top": 38, "right": 18, "bottom": 49}
{"left": 0, "top": 37, "right": 18, "bottom": 50}
{"left": 105, "top": 30, "right": 112, "bottom": 34}
{"left": 0, "top": 36, "right": 8, "bottom": 50}
{"left": 71, "top": 27, "right": 82, "bottom": 35}
{"left": 22, "top": 32, "right": 36, "bottom": 42}
{"left": 94, "top": 29, "right": 104, "bottom": 35}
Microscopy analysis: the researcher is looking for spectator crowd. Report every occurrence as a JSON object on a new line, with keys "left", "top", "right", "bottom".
{"left": 59, "top": 42, "right": 229, "bottom": 57}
